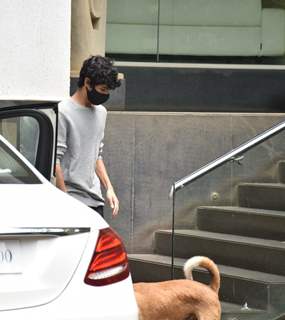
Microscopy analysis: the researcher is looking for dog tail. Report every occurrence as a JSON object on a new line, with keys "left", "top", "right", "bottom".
{"left": 183, "top": 256, "right": 220, "bottom": 294}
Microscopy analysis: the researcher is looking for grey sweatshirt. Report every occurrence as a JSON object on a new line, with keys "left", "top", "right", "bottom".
{"left": 56, "top": 98, "right": 107, "bottom": 207}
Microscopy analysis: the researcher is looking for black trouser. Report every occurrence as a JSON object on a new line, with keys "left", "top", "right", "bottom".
{"left": 89, "top": 206, "right": 104, "bottom": 218}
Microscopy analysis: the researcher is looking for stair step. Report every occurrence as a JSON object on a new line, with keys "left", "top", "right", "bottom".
{"left": 221, "top": 301, "right": 269, "bottom": 320}
{"left": 154, "top": 229, "right": 285, "bottom": 275}
{"left": 238, "top": 183, "right": 285, "bottom": 210}
{"left": 221, "top": 301, "right": 265, "bottom": 316}
{"left": 272, "top": 313, "right": 285, "bottom": 320}
{"left": 197, "top": 206, "right": 285, "bottom": 240}
{"left": 129, "top": 253, "right": 285, "bottom": 310}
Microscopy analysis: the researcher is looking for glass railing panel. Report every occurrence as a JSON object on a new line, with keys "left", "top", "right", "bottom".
{"left": 172, "top": 162, "right": 234, "bottom": 278}
{"left": 172, "top": 128, "right": 285, "bottom": 317}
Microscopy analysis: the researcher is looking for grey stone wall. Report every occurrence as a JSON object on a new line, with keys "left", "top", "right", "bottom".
{"left": 102, "top": 112, "right": 285, "bottom": 253}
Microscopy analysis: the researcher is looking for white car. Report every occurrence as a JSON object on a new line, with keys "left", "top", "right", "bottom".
{"left": 0, "top": 102, "right": 139, "bottom": 320}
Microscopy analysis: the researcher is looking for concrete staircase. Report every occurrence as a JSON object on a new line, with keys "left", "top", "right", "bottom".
{"left": 129, "top": 160, "right": 285, "bottom": 319}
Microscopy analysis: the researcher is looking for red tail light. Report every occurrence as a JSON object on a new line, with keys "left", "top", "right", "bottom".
{"left": 84, "top": 227, "right": 129, "bottom": 286}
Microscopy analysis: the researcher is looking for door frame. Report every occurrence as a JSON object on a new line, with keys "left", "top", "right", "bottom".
{"left": 0, "top": 103, "right": 58, "bottom": 180}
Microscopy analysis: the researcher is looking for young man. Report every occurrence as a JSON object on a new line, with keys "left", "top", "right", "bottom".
{"left": 55, "top": 55, "right": 121, "bottom": 217}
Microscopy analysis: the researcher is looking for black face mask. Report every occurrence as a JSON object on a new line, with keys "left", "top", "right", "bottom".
{"left": 86, "top": 86, "right": 110, "bottom": 105}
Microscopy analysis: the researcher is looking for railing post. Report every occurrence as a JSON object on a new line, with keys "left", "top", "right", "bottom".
{"left": 171, "top": 183, "right": 176, "bottom": 280}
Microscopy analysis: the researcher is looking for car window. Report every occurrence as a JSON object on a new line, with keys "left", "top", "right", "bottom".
{"left": 0, "top": 139, "right": 41, "bottom": 184}
{"left": 0, "top": 117, "right": 39, "bottom": 166}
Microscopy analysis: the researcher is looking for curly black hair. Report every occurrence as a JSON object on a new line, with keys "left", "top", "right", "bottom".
{"left": 77, "top": 55, "right": 121, "bottom": 89}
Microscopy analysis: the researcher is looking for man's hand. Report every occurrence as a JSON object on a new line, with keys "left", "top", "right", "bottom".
{"left": 55, "top": 163, "right": 67, "bottom": 192}
{"left": 106, "top": 188, "right": 119, "bottom": 217}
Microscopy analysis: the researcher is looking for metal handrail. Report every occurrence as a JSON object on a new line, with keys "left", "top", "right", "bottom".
{"left": 169, "top": 118, "right": 285, "bottom": 279}
{"left": 170, "top": 119, "right": 285, "bottom": 198}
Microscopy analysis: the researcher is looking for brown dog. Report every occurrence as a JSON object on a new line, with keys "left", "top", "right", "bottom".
{"left": 134, "top": 256, "right": 221, "bottom": 320}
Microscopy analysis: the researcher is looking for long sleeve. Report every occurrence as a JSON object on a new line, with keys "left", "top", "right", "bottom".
{"left": 56, "top": 111, "right": 68, "bottom": 164}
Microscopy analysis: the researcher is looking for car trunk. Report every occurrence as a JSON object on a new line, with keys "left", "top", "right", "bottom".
{"left": 0, "top": 184, "right": 106, "bottom": 311}
{"left": 0, "top": 231, "right": 89, "bottom": 310}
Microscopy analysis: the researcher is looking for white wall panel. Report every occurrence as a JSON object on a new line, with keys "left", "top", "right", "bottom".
{"left": 0, "top": 0, "right": 71, "bottom": 100}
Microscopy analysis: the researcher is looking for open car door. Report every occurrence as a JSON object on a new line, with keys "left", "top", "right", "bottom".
{"left": 0, "top": 102, "right": 57, "bottom": 180}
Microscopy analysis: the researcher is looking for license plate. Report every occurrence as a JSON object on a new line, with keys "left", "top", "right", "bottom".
{"left": 0, "top": 241, "right": 22, "bottom": 274}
